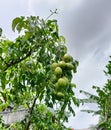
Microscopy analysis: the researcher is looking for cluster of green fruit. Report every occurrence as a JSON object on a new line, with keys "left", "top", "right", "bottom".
{"left": 50, "top": 54, "right": 74, "bottom": 100}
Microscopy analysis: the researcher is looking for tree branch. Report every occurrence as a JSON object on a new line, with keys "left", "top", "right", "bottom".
{"left": 4, "top": 49, "right": 32, "bottom": 71}
{"left": 25, "top": 95, "right": 37, "bottom": 130}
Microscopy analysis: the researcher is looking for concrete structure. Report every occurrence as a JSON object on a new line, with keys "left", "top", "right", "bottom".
{"left": 0, "top": 110, "right": 91, "bottom": 130}
{"left": 0, "top": 109, "right": 28, "bottom": 125}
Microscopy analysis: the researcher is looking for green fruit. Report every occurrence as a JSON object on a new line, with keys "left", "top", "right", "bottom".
{"left": 63, "top": 54, "right": 72, "bottom": 62}
{"left": 57, "top": 78, "right": 67, "bottom": 88}
{"left": 63, "top": 76, "right": 69, "bottom": 85}
{"left": 66, "top": 63, "right": 74, "bottom": 70}
{"left": 58, "top": 61, "right": 66, "bottom": 68}
{"left": 57, "top": 92, "right": 64, "bottom": 99}
{"left": 54, "top": 67, "right": 62, "bottom": 75}
{"left": 50, "top": 63, "right": 58, "bottom": 70}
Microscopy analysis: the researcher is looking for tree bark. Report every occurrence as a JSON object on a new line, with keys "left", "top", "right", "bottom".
{"left": 24, "top": 96, "right": 37, "bottom": 130}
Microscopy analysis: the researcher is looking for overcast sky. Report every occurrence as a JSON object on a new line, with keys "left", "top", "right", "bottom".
{"left": 0, "top": 0, "right": 111, "bottom": 129}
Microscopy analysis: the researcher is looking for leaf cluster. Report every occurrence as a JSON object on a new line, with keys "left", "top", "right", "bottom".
{"left": 80, "top": 57, "right": 111, "bottom": 129}
{"left": 0, "top": 14, "right": 78, "bottom": 130}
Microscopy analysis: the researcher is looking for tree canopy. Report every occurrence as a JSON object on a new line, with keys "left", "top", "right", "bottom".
{"left": 0, "top": 11, "right": 78, "bottom": 130}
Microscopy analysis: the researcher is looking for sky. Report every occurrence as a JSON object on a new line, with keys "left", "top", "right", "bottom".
{"left": 0, "top": 0, "right": 111, "bottom": 129}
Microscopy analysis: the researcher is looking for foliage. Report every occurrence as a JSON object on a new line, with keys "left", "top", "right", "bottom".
{"left": 0, "top": 11, "right": 78, "bottom": 130}
{"left": 80, "top": 57, "right": 111, "bottom": 130}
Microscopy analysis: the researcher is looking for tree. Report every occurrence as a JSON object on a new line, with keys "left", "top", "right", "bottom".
{"left": 0, "top": 11, "right": 79, "bottom": 130}
{"left": 80, "top": 57, "right": 111, "bottom": 130}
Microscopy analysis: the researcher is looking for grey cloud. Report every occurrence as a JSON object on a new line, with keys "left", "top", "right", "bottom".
{"left": 66, "top": 105, "right": 99, "bottom": 129}
{"left": 68, "top": 0, "right": 111, "bottom": 42}
{"left": 59, "top": 0, "right": 111, "bottom": 60}
{"left": 0, "top": 0, "right": 30, "bottom": 39}
{"left": 0, "top": 0, "right": 111, "bottom": 129}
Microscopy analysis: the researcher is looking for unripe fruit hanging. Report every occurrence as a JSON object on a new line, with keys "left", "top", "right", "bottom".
{"left": 63, "top": 54, "right": 72, "bottom": 62}
{"left": 54, "top": 67, "right": 62, "bottom": 75}
{"left": 58, "top": 61, "right": 66, "bottom": 68}
{"left": 62, "top": 76, "right": 69, "bottom": 85}
{"left": 66, "top": 63, "right": 74, "bottom": 70}
{"left": 57, "top": 92, "right": 64, "bottom": 99}
{"left": 50, "top": 63, "right": 58, "bottom": 70}
{"left": 57, "top": 78, "right": 67, "bottom": 88}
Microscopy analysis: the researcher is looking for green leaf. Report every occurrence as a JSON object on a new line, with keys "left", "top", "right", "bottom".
{"left": 0, "top": 47, "right": 2, "bottom": 53}
{"left": 71, "top": 83, "right": 76, "bottom": 88}
{"left": 81, "top": 109, "right": 97, "bottom": 113}
{"left": 12, "top": 17, "right": 21, "bottom": 32}
{"left": 72, "top": 97, "right": 77, "bottom": 105}
{"left": 0, "top": 28, "right": 2, "bottom": 36}
{"left": 59, "top": 36, "right": 66, "bottom": 43}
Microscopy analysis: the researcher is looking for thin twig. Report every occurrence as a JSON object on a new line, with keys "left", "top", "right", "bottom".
{"left": 45, "top": 9, "right": 58, "bottom": 21}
